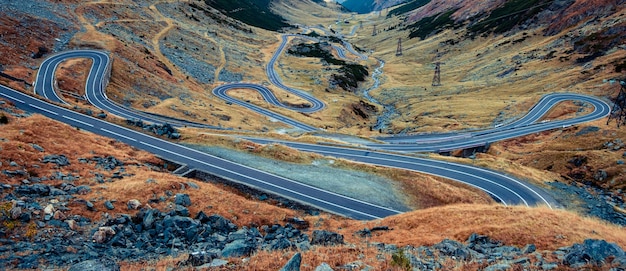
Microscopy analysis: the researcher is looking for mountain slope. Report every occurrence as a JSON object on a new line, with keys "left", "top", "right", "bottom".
{"left": 342, "top": 0, "right": 408, "bottom": 13}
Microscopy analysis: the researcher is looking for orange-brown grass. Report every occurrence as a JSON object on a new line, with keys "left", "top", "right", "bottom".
{"left": 56, "top": 58, "right": 92, "bottom": 97}
{"left": 227, "top": 246, "right": 403, "bottom": 271}
{"left": 539, "top": 101, "right": 591, "bottom": 122}
{"left": 89, "top": 169, "right": 298, "bottom": 226}
{"left": 339, "top": 204, "right": 626, "bottom": 250}
{"left": 0, "top": 109, "right": 298, "bottom": 227}
{"left": 489, "top": 118, "right": 626, "bottom": 190}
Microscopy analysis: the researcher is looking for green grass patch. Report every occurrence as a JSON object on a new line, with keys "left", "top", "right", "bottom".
{"left": 204, "top": 0, "right": 290, "bottom": 31}
{"left": 406, "top": 9, "right": 460, "bottom": 40}
{"left": 387, "top": 0, "right": 431, "bottom": 17}
{"left": 288, "top": 42, "right": 369, "bottom": 92}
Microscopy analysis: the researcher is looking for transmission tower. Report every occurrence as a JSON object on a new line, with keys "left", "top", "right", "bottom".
{"left": 607, "top": 82, "right": 626, "bottom": 127}
{"left": 372, "top": 25, "right": 377, "bottom": 36}
{"left": 432, "top": 62, "right": 442, "bottom": 86}
{"left": 395, "top": 38, "right": 403, "bottom": 56}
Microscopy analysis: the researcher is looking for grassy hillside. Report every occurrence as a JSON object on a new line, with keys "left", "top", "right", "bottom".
{"left": 468, "top": 0, "right": 556, "bottom": 35}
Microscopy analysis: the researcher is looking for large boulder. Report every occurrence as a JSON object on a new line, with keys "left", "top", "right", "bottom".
{"left": 221, "top": 239, "right": 256, "bottom": 258}
{"left": 564, "top": 239, "right": 625, "bottom": 266}
{"left": 279, "top": 252, "right": 302, "bottom": 271}
{"left": 175, "top": 193, "right": 191, "bottom": 207}
{"left": 433, "top": 239, "right": 471, "bottom": 261}
{"left": 42, "top": 154, "right": 70, "bottom": 167}
{"left": 311, "top": 230, "right": 344, "bottom": 246}
{"left": 14, "top": 184, "right": 51, "bottom": 196}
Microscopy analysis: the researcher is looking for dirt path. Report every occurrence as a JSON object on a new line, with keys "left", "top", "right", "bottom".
{"left": 204, "top": 31, "right": 226, "bottom": 82}
{"left": 149, "top": 2, "right": 186, "bottom": 79}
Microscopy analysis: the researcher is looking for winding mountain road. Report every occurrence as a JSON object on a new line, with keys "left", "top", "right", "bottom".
{"left": 35, "top": 50, "right": 223, "bottom": 129}
{"left": 1, "top": 85, "right": 400, "bottom": 220}
{"left": 0, "top": 31, "right": 612, "bottom": 219}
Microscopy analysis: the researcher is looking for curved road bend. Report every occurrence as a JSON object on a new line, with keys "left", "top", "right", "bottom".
{"left": 245, "top": 137, "right": 559, "bottom": 208}
{"left": 371, "top": 93, "right": 611, "bottom": 152}
{"left": 37, "top": 50, "right": 222, "bottom": 129}
{"left": 211, "top": 33, "right": 367, "bottom": 125}
{"left": 0, "top": 85, "right": 401, "bottom": 220}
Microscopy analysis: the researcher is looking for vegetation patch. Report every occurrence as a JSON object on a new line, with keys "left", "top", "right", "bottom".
{"left": 468, "top": 0, "right": 555, "bottom": 35}
{"left": 615, "top": 59, "right": 626, "bottom": 73}
{"left": 287, "top": 43, "right": 369, "bottom": 92}
{"left": 387, "top": 0, "right": 431, "bottom": 17}
{"left": 406, "top": 9, "right": 460, "bottom": 40}
{"left": 572, "top": 24, "right": 626, "bottom": 63}
{"left": 204, "top": 0, "right": 290, "bottom": 31}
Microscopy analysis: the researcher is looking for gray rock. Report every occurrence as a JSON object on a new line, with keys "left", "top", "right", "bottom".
{"left": 513, "top": 257, "right": 530, "bottom": 265}
{"left": 3, "top": 169, "right": 27, "bottom": 177}
{"left": 15, "top": 184, "right": 50, "bottom": 196}
{"left": 174, "top": 204, "right": 189, "bottom": 217}
{"left": 175, "top": 193, "right": 191, "bottom": 207}
{"left": 163, "top": 215, "right": 198, "bottom": 230}
{"left": 434, "top": 239, "right": 471, "bottom": 261}
{"left": 484, "top": 263, "right": 511, "bottom": 271}
{"left": 42, "top": 154, "right": 70, "bottom": 166}
{"left": 86, "top": 201, "right": 95, "bottom": 211}
{"left": 270, "top": 237, "right": 293, "bottom": 250}
{"left": 221, "top": 239, "right": 255, "bottom": 258}
{"left": 279, "top": 252, "right": 302, "bottom": 271}
{"left": 311, "top": 230, "right": 344, "bottom": 246}
{"left": 522, "top": 244, "right": 536, "bottom": 254}
{"left": 185, "top": 250, "right": 218, "bottom": 266}
{"left": 9, "top": 161, "right": 18, "bottom": 167}
{"left": 314, "top": 263, "right": 334, "bottom": 271}
{"left": 541, "top": 263, "right": 558, "bottom": 270}
{"left": 104, "top": 201, "right": 115, "bottom": 210}
{"left": 564, "top": 239, "right": 625, "bottom": 266}
{"left": 208, "top": 214, "right": 237, "bottom": 233}
{"left": 143, "top": 209, "right": 159, "bottom": 229}
{"left": 30, "top": 143, "right": 45, "bottom": 152}
{"left": 127, "top": 199, "right": 141, "bottom": 210}
{"left": 67, "top": 258, "right": 120, "bottom": 271}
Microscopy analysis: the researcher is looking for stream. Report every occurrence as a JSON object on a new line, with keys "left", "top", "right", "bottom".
{"left": 361, "top": 59, "right": 397, "bottom": 131}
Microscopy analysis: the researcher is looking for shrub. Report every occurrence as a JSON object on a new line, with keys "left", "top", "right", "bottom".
{"left": 0, "top": 114, "right": 8, "bottom": 124}
{"left": 391, "top": 249, "right": 411, "bottom": 270}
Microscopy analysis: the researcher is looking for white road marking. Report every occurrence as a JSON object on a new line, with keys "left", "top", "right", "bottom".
{"left": 62, "top": 115, "right": 94, "bottom": 127}
{"left": 29, "top": 104, "right": 59, "bottom": 115}
{"left": 100, "top": 128, "right": 137, "bottom": 142}
{"left": 0, "top": 92, "right": 24, "bottom": 104}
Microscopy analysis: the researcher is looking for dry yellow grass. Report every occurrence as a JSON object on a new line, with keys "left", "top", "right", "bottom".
{"left": 56, "top": 58, "right": 92, "bottom": 97}
{"left": 341, "top": 204, "right": 626, "bottom": 250}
